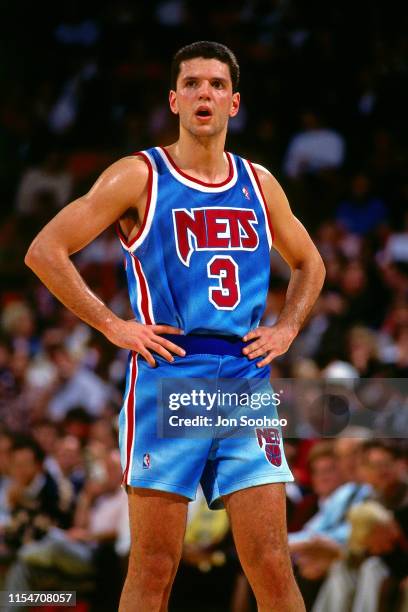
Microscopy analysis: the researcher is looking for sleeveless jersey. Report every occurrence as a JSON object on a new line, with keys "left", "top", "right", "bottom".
{"left": 116, "top": 146, "right": 274, "bottom": 337}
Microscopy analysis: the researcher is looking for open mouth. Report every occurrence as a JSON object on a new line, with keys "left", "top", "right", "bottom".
{"left": 195, "top": 108, "right": 212, "bottom": 118}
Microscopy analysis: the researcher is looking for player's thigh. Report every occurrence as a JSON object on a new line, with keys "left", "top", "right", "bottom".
{"left": 223, "top": 483, "right": 289, "bottom": 566}
{"left": 127, "top": 487, "right": 188, "bottom": 565}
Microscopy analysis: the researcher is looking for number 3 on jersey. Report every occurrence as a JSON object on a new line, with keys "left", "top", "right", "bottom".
{"left": 207, "top": 255, "right": 241, "bottom": 310}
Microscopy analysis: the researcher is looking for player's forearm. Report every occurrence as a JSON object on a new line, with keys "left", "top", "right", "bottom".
{"left": 276, "top": 255, "right": 325, "bottom": 337}
{"left": 25, "top": 242, "right": 119, "bottom": 337}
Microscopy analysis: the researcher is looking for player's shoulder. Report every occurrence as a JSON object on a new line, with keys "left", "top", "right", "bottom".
{"left": 243, "top": 158, "right": 282, "bottom": 193}
{"left": 98, "top": 154, "right": 150, "bottom": 189}
{"left": 114, "top": 154, "right": 151, "bottom": 176}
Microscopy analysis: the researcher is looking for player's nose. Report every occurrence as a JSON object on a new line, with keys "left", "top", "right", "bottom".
{"left": 197, "top": 80, "right": 212, "bottom": 99}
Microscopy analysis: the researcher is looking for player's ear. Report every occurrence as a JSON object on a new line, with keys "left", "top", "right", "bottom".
{"left": 169, "top": 90, "right": 179, "bottom": 115}
{"left": 229, "top": 92, "right": 240, "bottom": 118}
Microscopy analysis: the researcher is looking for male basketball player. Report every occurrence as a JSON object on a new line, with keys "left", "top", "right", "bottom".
{"left": 25, "top": 42, "right": 325, "bottom": 611}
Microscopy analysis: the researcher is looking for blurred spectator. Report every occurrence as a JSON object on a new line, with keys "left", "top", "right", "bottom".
{"left": 289, "top": 433, "right": 373, "bottom": 608}
{"left": 1, "top": 301, "right": 38, "bottom": 356}
{"left": 0, "top": 430, "right": 13, "bottom": 533}
{"left": 383, "top": 212, "right": 408, "bottom": 265}
{"left": 46, "top": 344, "right": 112, "bottom": 421}
{"left": 347, "top": 326, "right": 382, "bottom": 377}
{"left": 359, "top": 440, "right": 408, "bottom": 511}
{"left": 53, "top": 434, "right": 86, "bottom": 496}
{"left": 15, "top": 152, "right": 72, "bottom": 216}
{"left": 312, "top": 440, "right": 408, "bottom": 612}
{"left": 289, "top": 441, "right": 342, "bottom": 533}
{"left": 336, "top": 173, "right": 387, "bottom": 236}
{"left": 1, "top": 436, "right": 69, "bottom": 569}
{"left": 2, "top": 450, "right": 128, "bottom": 611}
{"left": 283, "top": 111, "right": 345, "bottom": 179}
{"left": 289, "top": 434, "right": 372, "bottom": 545}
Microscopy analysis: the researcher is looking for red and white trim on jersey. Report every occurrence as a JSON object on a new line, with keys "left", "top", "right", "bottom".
{"left": 242, "top": 159, "right": 274, "bottom": 249}
{"left": 116, "top": 150, "right": 158, "bottom": 253}
{"left": 130, "top": 253, "right": 155, "bottom": 325}
{"left": 122, "top": 351, "right": 138, "bottom": 485}
{"left": 157, "top": 146, "right": 238, "bottom": 193}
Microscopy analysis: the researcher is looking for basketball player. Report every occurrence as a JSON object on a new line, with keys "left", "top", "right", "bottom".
{"left": 25, "top": 41, "right": 325, "bottom": 611}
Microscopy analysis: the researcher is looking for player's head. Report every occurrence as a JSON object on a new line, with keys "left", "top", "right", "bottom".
{"left": 169, "top": 41, "right": 240, "bottom": 138}
{"left": 171, "top": 41, "right": 240, "bottom": 92}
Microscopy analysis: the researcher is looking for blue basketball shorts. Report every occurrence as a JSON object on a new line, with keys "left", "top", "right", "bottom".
{"left": 118, "top": 334, "right": 294, "bottom": 509}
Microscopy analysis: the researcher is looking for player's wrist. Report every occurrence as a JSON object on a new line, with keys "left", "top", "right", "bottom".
{"left": 98, "top": 312, "right": 123, "bottom": 340}
{"left": 272, "top": 319, "right": 299, "bottom": 341}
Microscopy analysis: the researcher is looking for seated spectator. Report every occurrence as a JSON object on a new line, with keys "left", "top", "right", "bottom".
{"left": 88, "top": 417, "right": 118, "bottom": 454}
{"left": 289, "top": 429, "right": 371, "bottom": 552}
{"left": 289, "top": 441, "right": 342, "bottom": 533}
{"left": 15, "top": 151, "right": 72, "bottom": 216}
{"left": 312, "top": 440, "right": 408, "bottom": 612}
{"left": 31, "top": 419, "right": 60, "bottom": 471}
{"left": 289, "top": 433, "right": 373, "bottom": 608}
{"left": 46, "top": 344, "right": 112, "bottom": 421}
{"left": 359, "top": 440, "right": 408, "bottom": 512}
{"left": 53, "top": 434, "right": 86, "bottom": 496}
{"left": 283, "top": 110, "right": 345, "bottom": 179}
{"left": 346, "top": 325, "right": 382, "bottom": 378}
{"left": 312, "top": 500, "right": 402, "bottom": 612}
{"left": 32, "top": 431, "right": 84, "bottom": 521}
{"left": 2, "top": 450, "right": 128, "bottom": 611}
{"left": 0, "top": 430, "right": 13, "bottom": 538}
{"left": 383, "top": 211, "right": 408, "bottom": 265}
{"left": 336, "top": 173, "right": 387, "bottom": 236}
{"left": 1, "top": 436, "right": 69, "bottom": 567}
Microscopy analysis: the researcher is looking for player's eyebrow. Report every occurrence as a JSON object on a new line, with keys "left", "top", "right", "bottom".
{"left": 182, "top": 75, "right": 228, "bottom": 83}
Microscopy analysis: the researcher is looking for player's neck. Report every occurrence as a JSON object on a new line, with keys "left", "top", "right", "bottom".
{"left": 167, "top": 131, "right": 228, "bottom": 184}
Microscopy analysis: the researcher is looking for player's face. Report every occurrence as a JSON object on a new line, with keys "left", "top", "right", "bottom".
{"left": 169, "top": 58, "right": 240, "bottom": 137}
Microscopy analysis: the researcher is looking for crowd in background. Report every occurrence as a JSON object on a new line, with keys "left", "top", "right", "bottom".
{"left": 0, "top": 0, "right": 407, "bottom": 610}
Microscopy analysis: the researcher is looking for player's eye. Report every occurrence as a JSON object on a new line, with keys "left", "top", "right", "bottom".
{"left": 185, "top": 80, "right": 197, "bottom": 88}
{"left": 212, "top": 80, "right": 224, "bottom": 89}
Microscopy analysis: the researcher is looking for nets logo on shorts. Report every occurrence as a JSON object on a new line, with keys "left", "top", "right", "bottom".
{"left": 256, "top": 427, "right": 282, "bottom": 467}
{"left": 142, "top": 453, "right": 151, "bottom": 469}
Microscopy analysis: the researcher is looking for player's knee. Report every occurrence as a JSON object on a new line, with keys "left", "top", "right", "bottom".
{"left": 251, "top": 545, "right": 292, "bottom": 583}
{"left": 128, "top": 550, "right": 178, "bottom": 591}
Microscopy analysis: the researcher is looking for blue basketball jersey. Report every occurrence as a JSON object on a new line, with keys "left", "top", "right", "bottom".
{"left": 117, "top": 146, "right": 274, "bottom": 337}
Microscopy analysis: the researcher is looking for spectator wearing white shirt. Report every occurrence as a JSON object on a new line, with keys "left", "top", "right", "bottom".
{"left": 15, "top": 152, "right": 72, "bottom": 216}
{"left": 283, "top": 111, "right": 345, "bottom": 179}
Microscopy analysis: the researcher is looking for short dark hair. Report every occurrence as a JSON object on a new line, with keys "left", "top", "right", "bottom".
{"left": 12, "top": 435, "right": 45, "bottom": 464}
{"left": 361, "top": 439, "right": 401, "bottom": 460}
{"left": 171, "top": 41, "right": 240, "bottom": 92}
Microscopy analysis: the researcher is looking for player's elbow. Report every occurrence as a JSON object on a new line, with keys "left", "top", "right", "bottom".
{"left": 312, "top": 249, "right": 326, "bottom": 288}
{"left": 24, "top": 236, "right": 50, "bottom": 273}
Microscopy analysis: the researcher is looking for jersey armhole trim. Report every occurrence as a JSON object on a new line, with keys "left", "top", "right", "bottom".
{"left": 244, "top": 160, "right": 275, "bottom": 246}
{"left": 116, "top": 151, "right": 155, "bottom": 252}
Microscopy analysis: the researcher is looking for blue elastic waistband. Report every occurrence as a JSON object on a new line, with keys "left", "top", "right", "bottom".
{"left": 162, "top": 334, "right": 247, "bottom": 357}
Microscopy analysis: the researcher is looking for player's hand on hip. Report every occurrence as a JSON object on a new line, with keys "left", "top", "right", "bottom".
{"left": 105, "top": 320, "right": 185, "bottom": 366}
{"left": 242, "top": 324, "right": 296, "bottom": 367}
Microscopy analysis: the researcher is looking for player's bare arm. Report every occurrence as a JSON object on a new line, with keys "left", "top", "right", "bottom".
{"left": 24, "top": 156, "right": 186, "bottom": 366}
{"left": 243, "top": 165, "right": 325, "bottom": 367}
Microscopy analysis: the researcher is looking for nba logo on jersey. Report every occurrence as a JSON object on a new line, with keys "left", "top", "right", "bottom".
{"left": 143, "top": 453, "right": 151, "bottom": 469}
{"left": 242, "top": 186, "right": 250, "bottom": 200}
